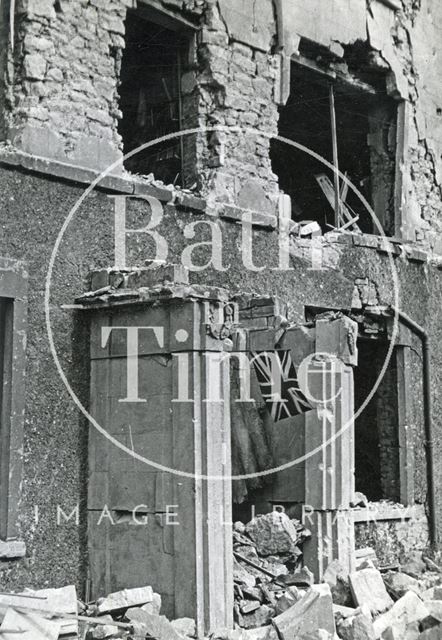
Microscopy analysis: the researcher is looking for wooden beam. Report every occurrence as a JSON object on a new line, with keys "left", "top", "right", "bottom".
{"left": 329, "top": 85, "right": 340, "bottom": 229}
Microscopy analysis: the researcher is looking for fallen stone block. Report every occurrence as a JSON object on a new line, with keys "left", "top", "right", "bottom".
{"left": 140, "top": 591, "right": 162, "bottom": 615}
{"left": 243, "top": 626, "right": 276, "bottom": 639}
{"left": 272, "top": 584, "right": 335, "bottom": 639}
{"left": 241, "top": 601, "right": 261, "bottom": 615}
{"left": 349, "top": 568, "right": 393, "bottom": 615}
{"left": 126, "top": 607, "right": 184, "bottom": 640}
{"left": 384, "top": 572, "right": 422, "bottom": 598}
{"left": 422, "top": 587, "right": 442, "bottom": 602}
{"left": 238, "top": 604, "right": 274, "bottom": 629}
{"left": 245, "top": 512, "right": 299, "bottom": 556}
{"left": 275, "top": 589, "right": 299, "bottom": 615}
{"left": 234, "top": 559, "right": 257, "bottom": 588}
{"left": 401, "top": 553, "right": 427, "bottom": 579}
{"left": 291, "top": 566, "right": 314, "bottom": 587}
{"left": 419, "top": 624, "right": 442, "bottom": 639}
{"left": 425, "top": 600, "right": 442, "bottom": 622}
{"left": 323, "top": 560, "right": 351, "bottom": 606}
{"left": 337, "top": 612, "right": 376, "bottom": 640}
{"left": 171, "top": 617, "right": 196, "bottom": 637}
{"left": 89, "top": 615, "right": 119, "bottom": 639}
{"left": 298, "top": 630, "right": 334, "bottom": 639}
{"left": 333, "top": 604, "right": 357, "bottom": 619}
{"left": 0, "top": 608, "right": 61, "bottom": 640}
{"left": 0, "top": 584, "right": 78, "bottom": 636}
{"left": 355, "top": 548, "right": 378, "bottom": 570}
{"left": 97, "top": 586, "right": 153, "bottom": 614}
{"left": 382, "top": 621, "right": 420, "bottom": 639}
{"left": 373, "top": 592, "right": 429, "bottom": 639}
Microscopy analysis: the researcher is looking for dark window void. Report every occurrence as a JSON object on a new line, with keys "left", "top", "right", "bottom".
{"left": 118, "top": 11, "right": 188, "bottom": 185}
{"left": 272, "top": 60, "right": 397, "bottom": 235}
{"left": 354, "top": 339, "right": 400, "bottom": 502}
{"left": 0, "top": 298, "right": 13, "bottom": 539}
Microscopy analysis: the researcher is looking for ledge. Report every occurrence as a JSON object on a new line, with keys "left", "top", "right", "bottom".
{"left": 0, "top": 145, "right": 174, "bottom": 202}
{"left": 353, "top": 503, "right": 425, "bottom": 523}
{"left": 0, "top": 540, "right": 26, "bottom": 560}
{"left": 320, "top": 232, "right": 429, "bottom": 264}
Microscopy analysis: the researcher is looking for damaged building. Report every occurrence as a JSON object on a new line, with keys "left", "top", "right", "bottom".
{"left": 0, "top": 0, "right": 442, "bottom": 637}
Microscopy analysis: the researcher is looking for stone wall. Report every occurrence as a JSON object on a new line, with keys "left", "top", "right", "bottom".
{"left": 3, "top": 0, "right": 442, "bottom": 243}
{"left": 7, "top": 0, "right": 130, "bottom": 169}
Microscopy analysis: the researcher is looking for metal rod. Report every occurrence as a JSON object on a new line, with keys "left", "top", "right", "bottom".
{"left": 329, "top": 84, "right": 340, "bottom": 229}
{"left": 0, "top": 593, "right": 47, "bottom": 600}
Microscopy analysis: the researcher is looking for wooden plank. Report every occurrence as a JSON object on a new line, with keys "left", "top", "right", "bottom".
{"left": 315, "top": 174, "right": 362, "bottom": 231}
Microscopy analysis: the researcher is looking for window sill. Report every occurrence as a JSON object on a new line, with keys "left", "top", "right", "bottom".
{"left": 0, "top": 540, "right": 26, "bottom": 560}
{"left": 0, "top": 145, "right": 174, "bottom": 202}
{"left": 352, "top": 502, "right": 424, "bottom": 523}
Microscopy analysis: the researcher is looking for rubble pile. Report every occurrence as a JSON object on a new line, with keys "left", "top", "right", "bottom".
{"left": 0, "top": 584, "right": 198, "bottom": 640}
{"left": 232, "top": 511, "right": 312, "bottom": 632}
{"left": 221, "top": 540, "right": 442, "bottom": 640}
{"left": 1, "top": 517, "right": 442, "bottom": 640}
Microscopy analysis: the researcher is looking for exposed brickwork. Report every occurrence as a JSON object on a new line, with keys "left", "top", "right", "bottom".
{"left": 7, "top": 0, "right": 129, "bottom": 169}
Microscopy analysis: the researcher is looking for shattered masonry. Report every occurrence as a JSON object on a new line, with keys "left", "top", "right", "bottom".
{"left": 0, "top": 0, "right": 442, "bottom": 638}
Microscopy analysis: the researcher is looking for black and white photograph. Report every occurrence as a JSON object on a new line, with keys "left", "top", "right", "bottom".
{"left": 0, "top": 0, "right": 441, "bottom": 638}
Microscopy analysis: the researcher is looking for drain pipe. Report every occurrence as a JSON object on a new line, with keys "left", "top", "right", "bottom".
{"left": 387, "top": 306, "right": 437, "bottom": 547}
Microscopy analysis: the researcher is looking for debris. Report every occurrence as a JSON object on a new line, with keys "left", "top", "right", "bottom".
{"left": 350, "top": 492, "right": 369, "bottom": 508}
{"left": 237, "top": 604, "right": 274, "bottom": 630}
{"left": 245, "top": 512, "right": 300, "bottom": 556}
{"left": 355, "top": 548, "right": 379, "bottom": 570}
{"left": 125, "top": 607, "right": 184, "bottom": 640}
{"left": 96, "top": 586, "right": 154, "bottom": 615}
{"left": 373, "top": 592, "right": 429, "bottom": 639}
{"left": 0, "top": 585, "right": 78, "bottom": 636}
{"left": 336, "top": 611, "right": 376, "bottom": 640}
{"left": 275, "top": 589, "right": 299, "bottom": 616}
{"left": 89, "top": 615, "right": 119, "bottom": 639}
{"left": 234, "top": 522, "right": 246, "bottom": 535}
{"left": 422, "top": 587, "right": 442, "bottom": 601}
{"left": 423, "top": 557, "right": 442, "bottom": 574}
{"left": 323, "top": 560, "right": 352, "bottom": 606}
{"left": 291, "top": 567, "right": 314, "bottom": 587}
{"left": 401, "top": 553, "right": 427, "bottom": 579}
{"left": 0, "top": 608, "right": 61, "bottom": 640}
{"left": 383, "top": 571, "right": 422, "bottom": 598}
{"left": 333, "top": 604, "right": 358, "bottom": 619}
{"left": 272, "top": 584, "right": 335, "bottom": 639}
{"left": 349, "top": 568, "right": 394, "bottom": 615}
{"left": 241, "top": 601, "right": 261, "bottom": 615}
{"left": 171, "top": 617, "right": 196, "bottom": 638}
{"left": 419, "top": 625, "right": 442, "bottom": 639}
{"left": 140, "top": 591, "right": 162, "bottom": 615}
{"left": 234, "top": 560, "right": 257, "bottom": 589}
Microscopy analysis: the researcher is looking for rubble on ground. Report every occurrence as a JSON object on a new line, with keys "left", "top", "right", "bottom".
{"left": 1, "top": 515, "right": 442, "bottom": 640}
{"left": 232, "top": 511, "right": 312, "bottom": 631}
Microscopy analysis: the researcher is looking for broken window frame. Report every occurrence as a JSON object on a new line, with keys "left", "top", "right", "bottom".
{"left": 0, "top": 259, "right": 27, "bottom": 542}
{"left": 118, "top": 0, "right": 198, "bottom": 186}
{"left": 282, "top": 52, "right": 404, "bottom": 237}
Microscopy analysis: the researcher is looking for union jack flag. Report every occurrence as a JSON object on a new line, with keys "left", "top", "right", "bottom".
{"left": 251, "top": 350, "right": 314, "bottom": 422}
